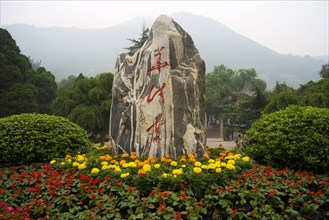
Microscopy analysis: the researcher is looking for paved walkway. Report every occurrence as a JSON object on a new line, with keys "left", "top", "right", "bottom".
{"left": 206, "top": 138, "right": 235, "bottom": 150}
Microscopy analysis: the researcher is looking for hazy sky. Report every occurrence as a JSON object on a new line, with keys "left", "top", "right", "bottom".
{"left": 1, "top": 1, "right": 328, "bottom": 56}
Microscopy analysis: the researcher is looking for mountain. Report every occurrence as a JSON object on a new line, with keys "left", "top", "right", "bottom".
{"left": 2, "top": 12, "right": 327, "bottom": 88}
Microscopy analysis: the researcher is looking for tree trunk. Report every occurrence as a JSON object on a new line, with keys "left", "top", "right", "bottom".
{"left": 100, "top": 133, "right": 106, "bottom": 146}
{"left": 220, "top": 119, "right": 224, "bottom": 139}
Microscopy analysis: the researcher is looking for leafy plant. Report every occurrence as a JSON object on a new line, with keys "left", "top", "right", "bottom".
{"left": 0, "top": 113, "right": 91, "bottom": 166}
{"left": 246, "top": 105, "right": 329, "bottom": 173}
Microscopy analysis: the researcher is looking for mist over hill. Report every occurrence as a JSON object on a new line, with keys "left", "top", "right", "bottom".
{"left": 3, "top": 12, "right": 327, "bottom": 88}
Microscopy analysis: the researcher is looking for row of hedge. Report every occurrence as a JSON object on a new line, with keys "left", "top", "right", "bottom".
{"left": 1, "top": 105, "right": 329, "bottom": 173}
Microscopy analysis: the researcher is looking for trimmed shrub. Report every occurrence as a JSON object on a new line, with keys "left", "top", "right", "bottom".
{"left": 245, "top": 105, "right": 329, "bottom": 173}
{"left": 0, "top": 113, "right": 91, "bottom": 166}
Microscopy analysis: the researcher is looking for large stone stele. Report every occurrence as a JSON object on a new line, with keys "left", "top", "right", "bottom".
{"left": 109, "top": 15, "right": 206, "bottom": 159}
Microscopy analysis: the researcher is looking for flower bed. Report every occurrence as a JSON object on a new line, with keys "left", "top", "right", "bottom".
{"left": 0, "top": 147, "right": 328, "bottom": 219}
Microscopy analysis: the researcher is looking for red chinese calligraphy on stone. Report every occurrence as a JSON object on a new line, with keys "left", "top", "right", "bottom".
{"left": 147, "top": 46, "right": 169, "bottom": 74}
{"left": 147, "top": 83, "right": 166, "bottom": 104}
{"left": 146, "top": 116, "right": 165, "bottom": 142}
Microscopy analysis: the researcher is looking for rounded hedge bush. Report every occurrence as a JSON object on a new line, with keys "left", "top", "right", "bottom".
{"left": 0, "top": 113, "right": 91, "bottom": 166}
{"left": 245, "top": 105, "right": 329, "bottom": 173}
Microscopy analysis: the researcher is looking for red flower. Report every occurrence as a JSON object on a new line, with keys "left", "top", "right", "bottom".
{"left": 216, "top": 188, "right": 224, "bottom": 193}
{"left": 176, "top": 211, "right": 183, "bottom": 219}
{"left": 128, "top": 186, "right": 134, "bottom": 192}
{"left": 160, "top": 191, "right": 170, "bottom": 198}
{"left": 317, "top": 189, "right": 323, "bottom": 195}
{"left": 180, "top": 193, "right": 187, "bottom": 201}
{"left": 226, "top": 187, "right": 233, "bottom": 192}
{"left": 157, "top": 204, "right": 166, "bottom": 212}
{"left": 231, "top": 209, "right": 238, "bottom": 215}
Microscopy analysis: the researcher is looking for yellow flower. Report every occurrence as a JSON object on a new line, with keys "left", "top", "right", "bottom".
{"left": 72, "top": 162, "right": 80, "bottom": 167}
{"left": 66, "top": 159, "right": 72, "bottom": 163}
{"left": 61, "top": 162, "right": 65, "bottom": 166}
{"left": 122, "top": 163, "right": 129, "bottom": 168}
{"left": 194, "top": 161, "right": 202, "bottom": 167}
{"left": 193, "top": 167, "right": 202, "bottom": 174}
{"left": 242, "top": 156, "right": 250, "bottom": 162}
{"left": 143, "top": 164, "right": 151, "bottom": 172}
{"left": 216, "top": 168, "right": 222, "bottom": 173}
{"left": 101, "top": 161, "right": 108, "bottom": 166}
{"left": 114, "top": 167, "right": 122, "bottom": 172}
{"left": 225, "top": 155, "right": 234, "bottom": 160}
{"left": 162, "top": 173, "right": 168, "bottom": 178}
{"left": 227, "top": 160, "right": 235, "bottom": 165}
{"left": 181, "top": 164, "right": 186, "bottom": 168}
{"left": 170, "top": 161, "right": 178, "bottom": 166}
{"left": 128, "top": 162, "right": 137, "bottom": 167}
{"left": 215, "top": 161, "right": 221, "bottom": 167}
{"left": 201, "top": 165, "right": 208, "bottom": 170}
{"left": 154, "top": 164, "right": 161, "bottom": 169}
{"left": 102, "top": 165, "right": 109, "bottom": 170}
{"left": 91, "top": 168, "right": 100, "bottom": 174}
{"left": 221, "top": 162, "right": 227, "bottom": 167}
{"left": 208, "top": 163, "right": 217, "bottom": 169}
{"left": 172, "top": 168, "right": 183, "bottom": 175}
{"left": 120, "top": 172, "right": 129, "bottom": 178}
{"left": 50, "top": 160, "right": 56, "bottom": 164}
{"left": 208, "top": 159, "right": 215, "bottom": 164}
{"left": 76, "top": 155, "right": 85, "bottom": 162}
{"left": 234, "top": 154, "right": 241, "bottom": 160}
{"left": 78, "top": 163, "right": 87, "bottom": 170}
{"left": 226, "top": 164, "right": 235, "bottom": 170}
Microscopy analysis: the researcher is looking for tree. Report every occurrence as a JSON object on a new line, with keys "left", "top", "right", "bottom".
{"left": 0, "top": 28, "right": 57, "bottom": 118}
{"left": 52, "top": 72, "right": 114, "bottom": 145}
{"left": 125, "top": 25, "right": 149, "bottom": 51}
{"left": 57, "top": 75, "right": 77, "bottom": 90}
{"left": 263, "top": 82, "right": 299, "bottom": 114}
{"left": 319, "top": 63, "right": 329, "bottom": 78}
{"left": 205, "top": 65, "right": 267, "bottom": 139}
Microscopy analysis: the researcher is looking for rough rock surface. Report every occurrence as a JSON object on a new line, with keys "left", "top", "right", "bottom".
{"left": 109, "top": 15, "right": 206, "bottom": 158}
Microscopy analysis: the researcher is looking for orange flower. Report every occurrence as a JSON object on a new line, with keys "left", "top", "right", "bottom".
{"left": 121, "top": 153, "right": 129, "bottom": 158}
{"left": 105, "top": 155, "right": 112, "bottom": 161}
{"left": 165, "top": 154, "right": 171, "bottom": 159}
{"left": 130, "top": 155, "right": 137, "bottom": 160}
{"left": 138, "top": 169, "right": 146, "bottom": 175}
{"left": 134, "top": 159, "right": 141, "bottom": 164}
{"left": 99, "top": 155, "right": 106, "bottom": 160}
{"left": 120, "top": 160, "right": 126, "bottom": 165}
{"left": 218, "top": 143, "right": 223, "bottom": 147}
{"left": 180, "top": 156, "right": 186, "bottom": 163}
{"left": 203, "top": 153, "right": 209, "bottom": 159}
{"left": 189, "top": 157, "right": 196, "bottom": 163}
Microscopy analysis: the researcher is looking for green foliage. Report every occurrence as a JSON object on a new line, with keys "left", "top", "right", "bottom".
{"left": 298, "top": 78, "right": 329, "bottom": 108}
{"left": 125, "top": 25, "right": 149, "bottom": 51}
{"left": 0, "top": 113, "right": 91, "bottom": 166}
{"left": 319, "top": 63, "right": 329, "bottom": 79}
{"left": 246, "top": 105, "right": 329, "bottom": 173}
{"left": 0, "top": 28, "right": 57, "bottom": 117}
{"left": 52, "top": 72, "right": 113, "bottom": 145}
{"left": 206, "top": 65, "right": 267, "bottom": 134}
